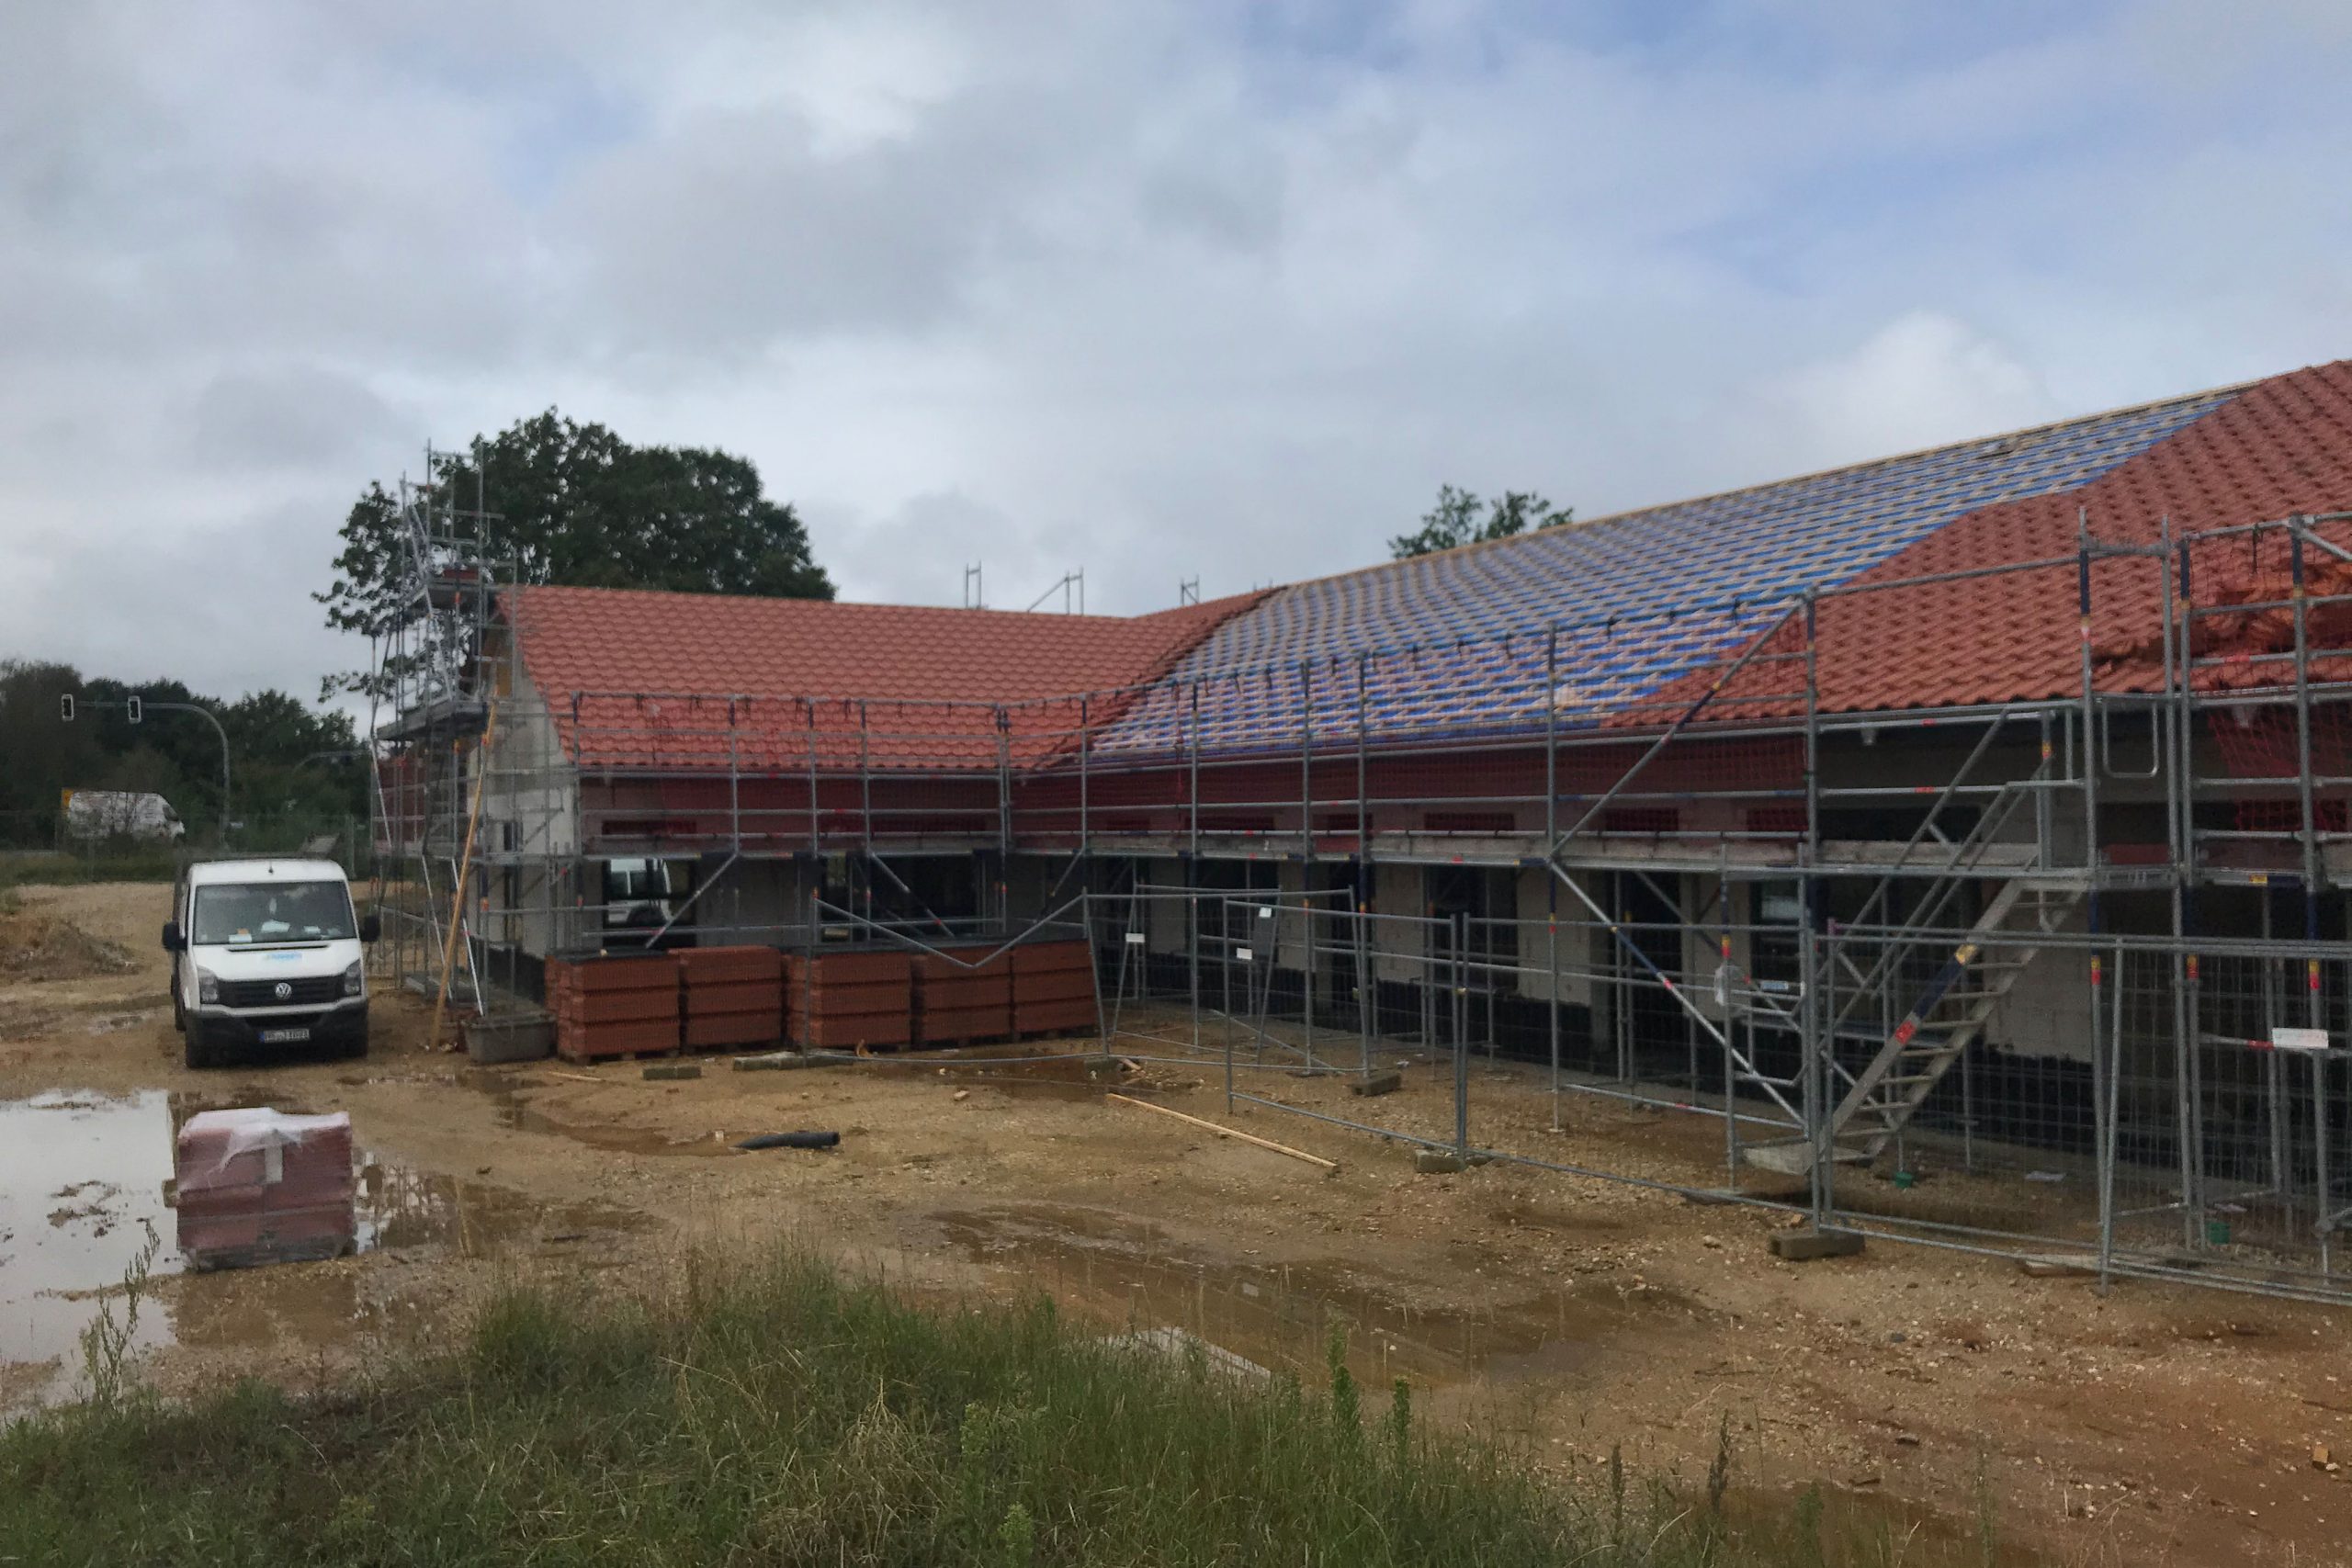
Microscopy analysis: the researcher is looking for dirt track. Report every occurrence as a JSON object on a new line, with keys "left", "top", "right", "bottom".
{"left": 5, "top": 882, "right": 2350, "bottom": 1563}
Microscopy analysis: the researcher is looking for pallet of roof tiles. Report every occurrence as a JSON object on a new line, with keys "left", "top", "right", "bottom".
{"left": 548, "top": 952, "right": 683, "bottom": 1061}
{"left": 1010, "top": 939, "right": 1101, "bottom": 1037}
{"left": 912, "top": 944, "right": 1013, "bottom": 1046}
{"left": 678, "top": 945, "right": 786, "bottom": 1051}
{"left": 785, "top": 951, "right": 914, "bottom": 1049}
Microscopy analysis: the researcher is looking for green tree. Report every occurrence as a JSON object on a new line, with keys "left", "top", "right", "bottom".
{"left": 319, "top": 410, "right": 834, "bottom": 697}
{"left": 221, "top": 691, "right": 366, "bottom": 839}
{"left": 0, "top": 662, "right": 106, "bottom": 844}
{"left": 0, "top": 663, "right": 362, "bottom": 844}
{"left": 1388, "top": 486, "right": 1573, "bottom": 559}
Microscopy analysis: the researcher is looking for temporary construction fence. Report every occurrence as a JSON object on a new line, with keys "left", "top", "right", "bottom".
{"left": 1086, "top": 888, "right": 2352, "bottom": 1303}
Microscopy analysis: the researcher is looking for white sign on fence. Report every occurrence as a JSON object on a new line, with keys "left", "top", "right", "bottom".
{"left": 2273, "top": 1026, "right": 2331, "bottom": 1053}
{"left": 1125, "top": 931, "right": 1146, "bottom": 945}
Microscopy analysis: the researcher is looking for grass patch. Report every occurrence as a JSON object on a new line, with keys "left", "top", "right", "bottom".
{"left": 1, "top": 1250, "right": 1981, "bottom": 1566}
{"left": 0, "top": 849, "right": 181, "bottom": 892}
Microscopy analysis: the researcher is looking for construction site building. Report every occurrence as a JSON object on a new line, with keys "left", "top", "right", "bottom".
{"left": 370, "top": 357, "right": 2352, "bottom": 1301}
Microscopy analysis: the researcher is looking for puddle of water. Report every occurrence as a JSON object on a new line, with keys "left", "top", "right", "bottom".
{"left": 880, "top": 1047, "right": 1149, "bottom": 1104}
{"left": 0, "top": 1092, "right": 178, "bottom": 1407}
{"left": 463, "top": 1072, "right": 744, "bottom": 1156}
{"left": 0, "top": 1088, "right": 635, "bottom": 1413}
{"left": 929, "top": 1202, "right": 1690, "bottom": 1392}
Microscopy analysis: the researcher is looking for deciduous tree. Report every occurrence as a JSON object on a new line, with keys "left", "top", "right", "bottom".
{"left": 1389, "top": 486, "right": 1573, "bottom": 559}
{"left": 320, "top": 411, "right": 832, "bottom": 697}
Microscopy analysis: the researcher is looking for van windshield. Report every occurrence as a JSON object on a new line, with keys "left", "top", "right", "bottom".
{"left": 190, "top": 882, "right": 356, "bottom": 946}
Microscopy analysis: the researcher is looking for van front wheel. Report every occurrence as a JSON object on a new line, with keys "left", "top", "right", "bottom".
{"left": 183, "top": 1018, "right": 219, "bottom": 1070}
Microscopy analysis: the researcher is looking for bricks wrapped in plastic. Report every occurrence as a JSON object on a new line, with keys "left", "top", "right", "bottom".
{"left": 175, "top": 1109, "right": 356, "bottom": 1270}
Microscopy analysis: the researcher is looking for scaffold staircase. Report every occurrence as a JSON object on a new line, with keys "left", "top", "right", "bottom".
{"left": 1747, "top": 874, "right": 2086, "bottom": 1177}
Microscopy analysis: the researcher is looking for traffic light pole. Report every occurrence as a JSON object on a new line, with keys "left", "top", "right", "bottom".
{"left": 61, "top": 694, "right": 233, "bottom": 844}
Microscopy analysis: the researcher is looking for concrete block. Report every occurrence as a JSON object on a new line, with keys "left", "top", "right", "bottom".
{"left": 1414, "top": 1149, "right": 1466, "bottom": 1175}
{"left": 1350, "top": 1070, "right": 1404, "bottom": 1098}
{"left": 463, "top": 1013, "right": 554, "bottom": 1065}
{"left": 642, "top": 1063, "right": 702, "bottom": 1082}
{"left": 1769, "top": 1227, "right": 1865, "bottom": 1261}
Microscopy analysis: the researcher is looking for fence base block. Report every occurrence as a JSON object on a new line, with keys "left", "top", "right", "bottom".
{"left": 1769, "top": 1227, "right": 1865, "bottom": 1262}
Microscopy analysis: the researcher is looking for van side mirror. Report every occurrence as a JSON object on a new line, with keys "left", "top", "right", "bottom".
{"left": 161, "top": 922, "right": 185, "bottom": 953}
{"left": 359, "top": 913, "right": 381, "bottom": 944}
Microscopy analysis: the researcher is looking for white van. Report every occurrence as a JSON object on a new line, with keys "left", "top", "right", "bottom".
{"left": 163, "top": 858, "right": 379, "bottom": 1068}
{"left": 64, "top": 789, "right": 186, "bottom": 842}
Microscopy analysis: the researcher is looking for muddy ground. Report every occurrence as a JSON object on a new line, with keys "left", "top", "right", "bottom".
{"left": 4, "top": 883, "right": 2348, "bottom": 1564}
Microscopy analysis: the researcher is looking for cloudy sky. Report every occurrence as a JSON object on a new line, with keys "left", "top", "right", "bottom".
{"left": 5, "top": 0, "right": 2350, "bottom": 708}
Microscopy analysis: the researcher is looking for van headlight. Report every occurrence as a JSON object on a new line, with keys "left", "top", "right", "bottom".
{"left": 197, "top": 968, "right": 220, "bottom": 1005}
{"left": 342, "top": 961, "right": 365, "bottom": 998}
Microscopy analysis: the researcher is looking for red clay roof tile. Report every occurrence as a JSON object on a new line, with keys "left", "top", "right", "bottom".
{"left": 1659, "top": 359, "right": 2352, "bottom": 721}
{"left": 510, "top": 586, "right": 1267, "bottom": 772}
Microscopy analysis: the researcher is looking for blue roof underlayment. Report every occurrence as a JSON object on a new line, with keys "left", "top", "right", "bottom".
{"left": 1091, "top": 387, "right": 2241, "bottom": 759}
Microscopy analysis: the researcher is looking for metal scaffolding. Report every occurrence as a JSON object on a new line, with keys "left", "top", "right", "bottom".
{"left": 370, "top": 505, "right": 2352, "bottom": 1301}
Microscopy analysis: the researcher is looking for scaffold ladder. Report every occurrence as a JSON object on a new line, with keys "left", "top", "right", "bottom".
{"left": 1826, "top": 875, "right": 2088, "bottom": 1164}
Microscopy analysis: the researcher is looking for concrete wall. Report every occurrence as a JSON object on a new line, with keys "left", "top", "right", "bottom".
{"left": 1368, "top": 863, "right": 1425, "bottom": 981}
{"left": 1512, "top": 866, "right": 1597, "bottom": 1006}
{"left": 1678, "top": 874, "right": 1748, "bottom": 1022}
{"left": 1002, "top": 852, "right": 1060, "bottom": 926}
{"left": 483, "top": 665, "right": 578, "bottom": 860}
{"left": 1143, "top": 859, "right": 1189, "bottom": 950}
{"left": 726, "top": 859, "right": 814, "bottom": 946}
{"left": 479, "top": 664, "right": 580, "bottom": 961}
{"left": 1987, "top": 899, "right": 2095, "bottom": 1063}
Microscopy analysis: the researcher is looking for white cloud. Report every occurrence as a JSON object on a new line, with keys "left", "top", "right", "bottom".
{"left": 1761, "top": 311, "right": 2054, "bottom": 467}
{"left": 2, "top": 0, "right": 2351, "bottom": 707}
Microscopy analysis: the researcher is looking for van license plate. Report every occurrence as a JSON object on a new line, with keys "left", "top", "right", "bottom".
{"left": 259, "top": 1027, "right": 311, "bottom": 1044}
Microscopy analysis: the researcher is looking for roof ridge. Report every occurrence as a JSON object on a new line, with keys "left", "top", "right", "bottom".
{"left": 512, "top": 581, "right": 1222, "bottom": 626}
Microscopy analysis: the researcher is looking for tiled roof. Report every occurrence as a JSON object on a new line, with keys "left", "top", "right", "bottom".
{"left": 501, "top": 357, "right": 2352, "bottom": 777}
{"left": 1804, "top": 359, "right": 2352, "bottom": 714}
{"left": 1091, "top": 379, "right": 2241, "bottom": 755}
{"left": 508, "top": 586, "right": 1265, "bottom": 771}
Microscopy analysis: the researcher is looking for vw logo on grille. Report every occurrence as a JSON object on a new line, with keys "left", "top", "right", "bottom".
{"left": 273, "top": 981, "right": 293, "bottom": 1001}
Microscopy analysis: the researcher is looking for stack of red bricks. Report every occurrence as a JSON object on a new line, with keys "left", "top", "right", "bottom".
{"left": 1011, "top": 940, "right": 1100, "bottom": 1037}
{"left": 678, "top": 945, "right": 786, "bottom": 1051}
{"left": 913, "top": 944, "right": 1014, "bottom": 1045}
{"left": 548, "top": 952, "right": 681, "bottom": 1061}
{"left": 785, "top": 951, "right": 913, "bottom": 1049}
